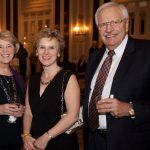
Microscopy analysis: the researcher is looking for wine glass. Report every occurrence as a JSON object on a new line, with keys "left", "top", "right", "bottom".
{"left": 96, "top": 96, "right": 101, "bottom": 110}
{"left": 7, "top": 97, "right": 21, "bottom": 123}
{"left": 96, "top": 94, "right": 114, "bottom": 110}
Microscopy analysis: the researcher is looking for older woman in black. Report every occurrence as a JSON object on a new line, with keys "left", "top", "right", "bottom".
{"left": 0, "top": 30, "right": 25, "bottom": 150}
{"left": 23, "top": 28, "right": 80, "bottom": 150}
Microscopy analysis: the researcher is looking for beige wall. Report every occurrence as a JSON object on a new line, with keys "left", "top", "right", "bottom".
{"left": 0, "top": 0, "right": 6, "bottom": 31}
{"left": 69, "top": 0, "right": 94, "bottom": 63}
{"left": 114, "top": 0, "right": 150, "bottom": 40}
{"left": 18, "top": 0, "right": 54, "bottom": 55}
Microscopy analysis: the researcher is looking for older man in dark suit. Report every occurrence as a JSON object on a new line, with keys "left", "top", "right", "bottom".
{"left": 83, "top": 2, "right": 150, "bottom": 150}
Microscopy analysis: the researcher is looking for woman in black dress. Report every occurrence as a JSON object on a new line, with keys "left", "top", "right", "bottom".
{"left": 23, "top": 28, "right": 80, "bottom": 150}
{"left": 0, "top": 30, "right": 25, "bottom": 150}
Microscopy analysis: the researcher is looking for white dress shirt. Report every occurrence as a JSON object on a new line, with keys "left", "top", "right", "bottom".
{"left": 89, "top": 35, "right": 128, "bottom": 129}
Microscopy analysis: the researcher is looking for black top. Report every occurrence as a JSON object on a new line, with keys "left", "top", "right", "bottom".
{"left": 29, "top": 69, "right": 79, "bottom": 150}
{"left": 0, "top": 71, "right": 25, "bottom": 147}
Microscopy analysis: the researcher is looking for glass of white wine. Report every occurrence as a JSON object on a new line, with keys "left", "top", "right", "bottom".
{"left": 7, "top": 97, "right": 21, "bottom": 123}
{"left": 96, "top": 96, "right": 101, "bottom": 110}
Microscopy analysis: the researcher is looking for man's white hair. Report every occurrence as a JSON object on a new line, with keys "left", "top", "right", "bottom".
{"left": 95, "top": 2, "right": 129, "bottom": 25}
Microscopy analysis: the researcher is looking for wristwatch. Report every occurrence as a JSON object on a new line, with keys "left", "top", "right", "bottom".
{"left": 128, "top": 102, "right": 135, "bottom": 117}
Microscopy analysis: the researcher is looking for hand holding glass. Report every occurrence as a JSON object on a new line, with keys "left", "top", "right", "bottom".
{"left": 96, "top": 94, "right": 114, "bottom": 112}
{"left": 96, "top": 96, "right": 101, "bottom": 110}
{"left": 7, "top": 98, "right": 21, "bottom": 123}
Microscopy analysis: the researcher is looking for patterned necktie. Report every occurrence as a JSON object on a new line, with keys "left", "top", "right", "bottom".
{"left": 88, "top": 50, "right": 115, "bottom": 131}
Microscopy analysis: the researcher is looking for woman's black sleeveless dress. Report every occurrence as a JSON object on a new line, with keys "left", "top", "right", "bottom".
{"left": 29, "top": 69, "right": 79, "bottom": 150}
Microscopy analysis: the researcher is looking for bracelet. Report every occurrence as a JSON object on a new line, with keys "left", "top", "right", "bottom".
{"left": 46, "top": 132, "right": 52, "bottom": 140}
{"left": 21, "top": 133, "right": 31, "bottom": 139}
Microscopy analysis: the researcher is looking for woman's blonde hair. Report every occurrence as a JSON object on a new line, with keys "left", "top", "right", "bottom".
{"left": 0, "top": 30, "right": 20, "bottom": 53}
{"left": 33, "top": 28, "right": 65, "bottom": 56}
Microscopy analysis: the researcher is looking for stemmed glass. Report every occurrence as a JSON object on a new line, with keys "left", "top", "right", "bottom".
{"left": 7, "top": 97, "right": 21, "bottom": 123}
{"left": 96, "top": 96, "right": 101, "bottom": 110}
{"left": 96, "top": 94, "right": 114, "bottom": 110}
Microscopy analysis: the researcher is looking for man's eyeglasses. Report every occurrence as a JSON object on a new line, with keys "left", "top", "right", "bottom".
{"left": 97, "top": 18, "right": 126, "bottom": 30}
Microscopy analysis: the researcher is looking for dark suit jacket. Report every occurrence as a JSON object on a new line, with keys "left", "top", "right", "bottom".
{"left": 83, "top": 37, "right": 150, "bottom": 150}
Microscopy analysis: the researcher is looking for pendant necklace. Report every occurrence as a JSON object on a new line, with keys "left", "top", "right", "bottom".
{"left": 0, "top": 75, "right": 17, "bottom": 102}
{"left": 40, "top": 79, "right": 51, "bottom": 85}
{"left": 3, "top": 75, "right": 11, "bottom": 84}
{"left": 40, "top": 68, "right": 62, "bottom": 85}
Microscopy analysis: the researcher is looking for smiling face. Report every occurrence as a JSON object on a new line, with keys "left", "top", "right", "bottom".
{"left": 98, "top": 6, "right": 129, "bottom": 50}
{"left": 36, "top": 37, "right": 60, "bottom": 67}
{"left": 0, "top": 39, "right": 15, "bottom": 66}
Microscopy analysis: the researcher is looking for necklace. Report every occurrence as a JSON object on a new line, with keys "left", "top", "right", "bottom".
{"left": 40, "top": 79, "right": 51, "bottom": 85}
{"left": 3, "top": 76, "right": 11, "bottom": 84}
{"left": 40, "top": 67, "right": 62, "bottom": 85}
{"left": 0, "top": 75, "right": 18, "bottom": 102}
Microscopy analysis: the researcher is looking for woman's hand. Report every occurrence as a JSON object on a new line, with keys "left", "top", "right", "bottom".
{"left": 13, "top": 104, "right": 25, "bottom": 117}
{"left": 0, "top": 104, "right": 19, "bottom": 116}
{"left": 23, "top": 135, "right": 37, "bottom": 150}
{"left": 34, "top": 133, "right": 51, "bottom": 150}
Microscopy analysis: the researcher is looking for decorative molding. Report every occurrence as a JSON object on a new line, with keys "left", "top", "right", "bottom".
{"left": 21, "top": 0, "right": 52, "bottom": 13}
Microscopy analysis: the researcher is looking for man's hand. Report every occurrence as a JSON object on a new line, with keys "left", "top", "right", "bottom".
{"left": 96, "top": 98, "right": 130, "bottom": 118}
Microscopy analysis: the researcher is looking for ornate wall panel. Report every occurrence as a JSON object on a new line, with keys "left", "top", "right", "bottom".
{"left": 113, "top": 0, "right": 150, "bottom": 39}
{"left": 19, "top": 0, "right": 54, "bottom": 55}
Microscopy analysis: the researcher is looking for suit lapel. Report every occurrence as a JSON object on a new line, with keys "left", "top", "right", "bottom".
{"left": 111, "top": 37, "right": 135, "bottom": 95}
{"left": 88, "top": 48, "right": 105, "bottom": 85}
{"left": 85, "top": 48, "right": 105, "bottom": 102}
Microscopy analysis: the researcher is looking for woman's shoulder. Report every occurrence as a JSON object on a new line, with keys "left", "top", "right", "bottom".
{"left": 11, "top": 69, "right": 26, "bottom": 94}
{"left": 29, "top": 72, "right": 41, "bottom": 82}
{"left": 61, "top": 68, "right": 74, "bottom": 79}
{"left": 11, "top": 69, "right": 22, "bottom": 77}
{"left": 59, "top": 68, "right": 74, "bottom": 82}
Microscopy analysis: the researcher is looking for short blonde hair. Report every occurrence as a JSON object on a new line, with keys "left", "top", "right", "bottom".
{"left": 0, "top": 30, "right": 20, "bottom": 53}
{"left": 95, "top": 2, "right": 129, "bottom": 26}
{"left": 33, "top": 28, "right": 65, "bottom": 55}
